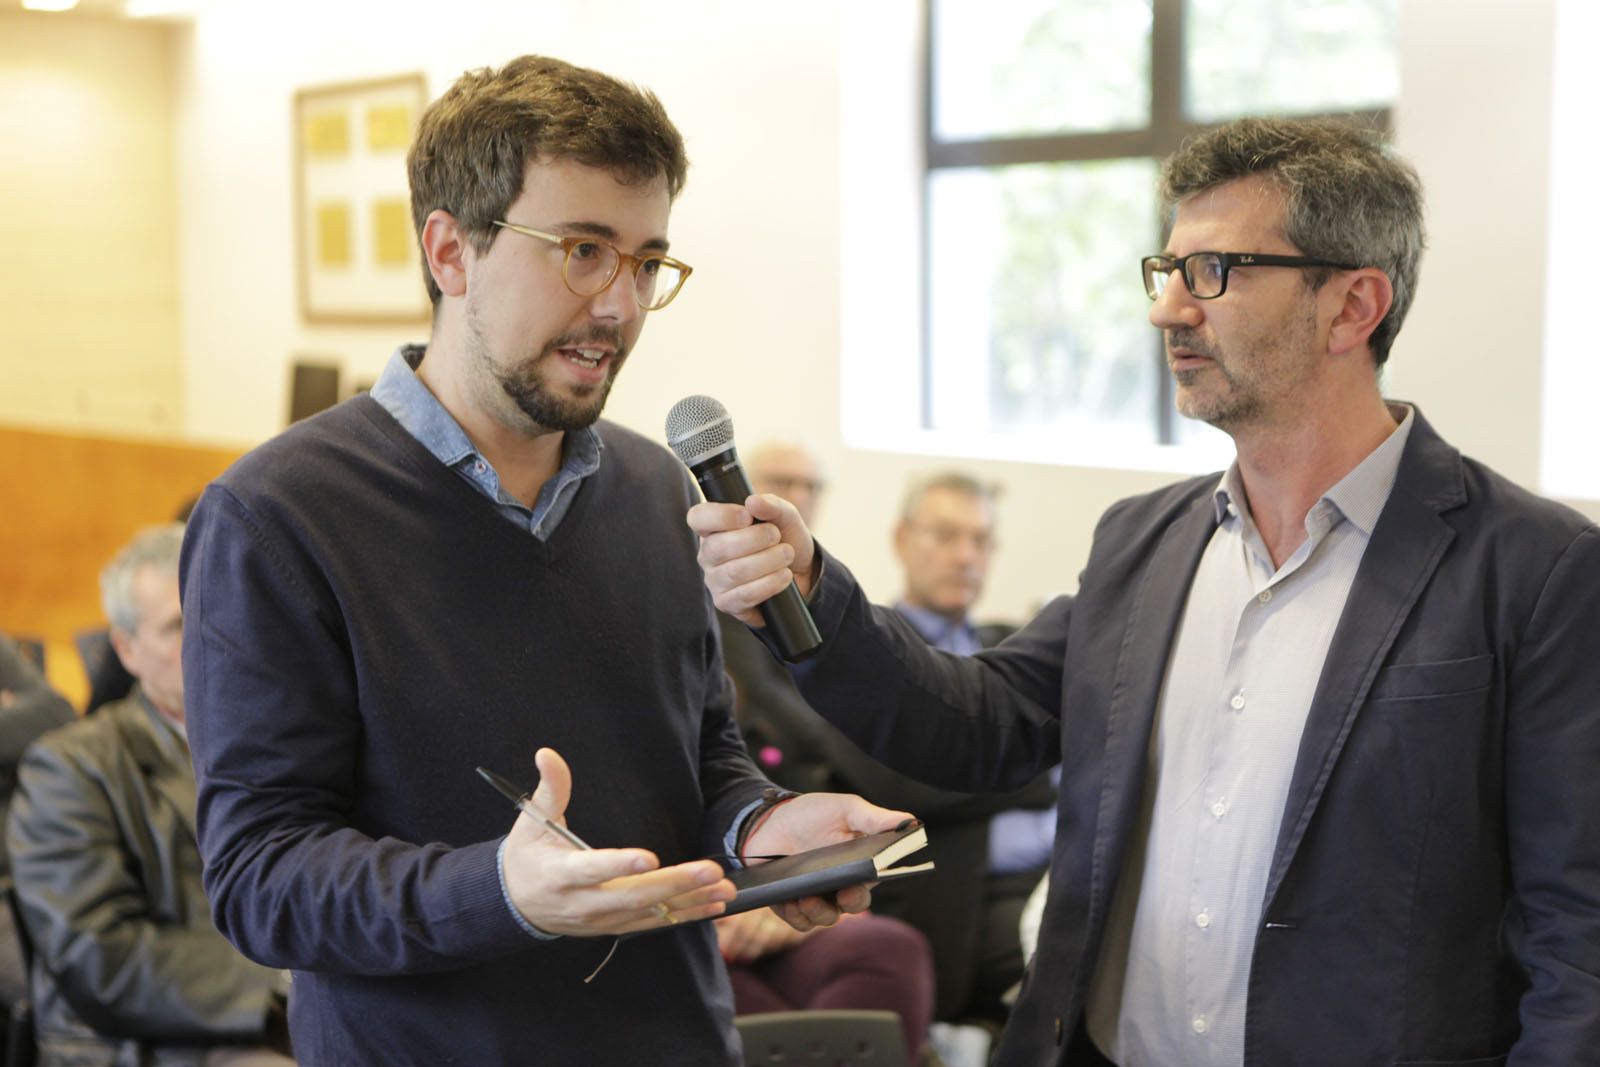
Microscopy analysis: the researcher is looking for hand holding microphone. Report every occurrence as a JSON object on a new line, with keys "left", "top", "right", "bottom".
{"left": 667, "top": 396, "right": 823, "bottom": 660}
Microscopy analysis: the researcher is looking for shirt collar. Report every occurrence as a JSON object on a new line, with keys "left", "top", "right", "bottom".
{"left": 1211, "top": 402, "right": 1415, "bottom": 537}
{"left": 895, "top": 600, "right": 976, "bottom": 649}
{"left": 134, "top": 685, "right": 189, "bottom": 752}
{"left": 369, "top": 344, "right": 604, "bottom": 477}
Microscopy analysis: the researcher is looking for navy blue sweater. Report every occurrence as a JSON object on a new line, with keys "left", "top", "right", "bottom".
{"left": 180, "top": 396, "right": 771, "bottom": 1065}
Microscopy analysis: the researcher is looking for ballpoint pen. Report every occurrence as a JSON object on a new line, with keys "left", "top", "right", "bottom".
{"left": 476, "top": 766, "right": 676, "bottom": 925}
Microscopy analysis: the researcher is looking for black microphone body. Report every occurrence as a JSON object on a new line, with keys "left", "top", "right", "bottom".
{"left": 666, "top": 397, "right": 823, "bottom": 661}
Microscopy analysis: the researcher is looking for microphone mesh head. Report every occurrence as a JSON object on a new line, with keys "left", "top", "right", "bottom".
{"left": 665, "top": 395, "right": 735, "bottom": 467}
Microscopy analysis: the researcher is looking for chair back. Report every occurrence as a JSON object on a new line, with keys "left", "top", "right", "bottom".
{"left": 0, "top": 881, "right": 37, "bottom": 1067}
{"left": 736, "top": 1010, "right": 907, "bottom": 1067}
{"left": 73, "top": 629, "right": 134, "bottom": 714}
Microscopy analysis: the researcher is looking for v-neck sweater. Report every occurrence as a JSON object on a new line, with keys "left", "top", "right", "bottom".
{"left": 181, "top": 395, "right": 768, "bottom": 1065}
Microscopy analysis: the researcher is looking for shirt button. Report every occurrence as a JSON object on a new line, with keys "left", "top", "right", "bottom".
{"left": 1211, "top": 799, "right": 1227, "bottom": 818}
{"left": 1195, "top": 910, "right": 1210, "bottom": 928}
{"left": 1230, "top": 692, "right": 1246, "bottom": 711}
{"left": 1192, "top": 1017, "right": 1208, "bottom": 1035}
{"left": 1258, "top": 589, "right": 1273, "bottom": 604}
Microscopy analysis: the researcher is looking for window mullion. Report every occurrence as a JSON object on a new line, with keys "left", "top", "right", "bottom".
{"left": 928, "top": 130, "right": 1158, "bottom": 169}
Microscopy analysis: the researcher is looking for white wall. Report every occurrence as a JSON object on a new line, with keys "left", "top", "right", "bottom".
{"left": 1386, "top": 0, "right": 1555, "bottom": 488}
{"left": 170, "top": 0, "right": 1593, "bottom": 623}
{"left": 0, "top": 12, "right": 181, "bottom": 437}
{"left": 1540, "top": 0, "right": 1600, "bottom": 500}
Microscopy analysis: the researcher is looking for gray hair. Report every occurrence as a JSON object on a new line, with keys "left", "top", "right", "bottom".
{"left": 100, "top": 523, "right": 185, "bottom": 634}
{"left": 898, "top": 471, "right": 1000, "bottom": 525}
{"left": 1159, "top": 117, "right": 1426, "bottom": 366}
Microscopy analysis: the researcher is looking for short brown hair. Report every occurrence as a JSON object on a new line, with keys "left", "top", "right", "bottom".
{"left": 407, "top": 55, "right": 688, "bottom": 304}
{"left": 1160, "top": 117, "right": 1425, "bottom": 366}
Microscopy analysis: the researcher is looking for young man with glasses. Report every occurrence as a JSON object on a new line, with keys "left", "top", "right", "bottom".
{"left": 180, "top": 56, "right": 905, "bottom": 1065}
{"left": 691, "top": 117, "right": 1600, "bottom": 1065}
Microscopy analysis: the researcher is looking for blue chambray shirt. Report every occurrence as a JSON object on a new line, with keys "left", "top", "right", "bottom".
{"left": 369, "top": 345, "right": 601, "bottom": 540}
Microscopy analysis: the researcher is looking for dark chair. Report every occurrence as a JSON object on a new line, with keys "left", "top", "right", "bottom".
{"left": 0, "top": 882, "right": 36, "bottom": 1067}
{"left": 3, "top": 640, "right": 44, "bottom": 675}
{"left": 737, "top": 1010, "right": 908, "bottom": 1067}
{"left": 72, "top": 629, "right": 134, "bottom": 714}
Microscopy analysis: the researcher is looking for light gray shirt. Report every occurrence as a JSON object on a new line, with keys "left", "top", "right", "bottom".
{"left": 1087, "top": 405, "right": 1415, "bottom": 1066}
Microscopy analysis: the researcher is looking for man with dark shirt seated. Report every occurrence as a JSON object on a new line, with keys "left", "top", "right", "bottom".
{"left": 0, "top": 632, "right": 75, "bottom": 1005}
{"left": 726, "top": 463, "right": 1055, "bottom": 1049}
{"left": 717, "top": 443, "right": 938, "bottom": 1063}
{"left": 883, "top": 474, "right": 1055, "bottom": 1028}
{"left": 7, "top": 525, "right": 292, "bottom": 1066}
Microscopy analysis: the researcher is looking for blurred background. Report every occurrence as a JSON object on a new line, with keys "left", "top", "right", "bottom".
{"left": 2, "top": 0, "right": 1594, "bottom": 707}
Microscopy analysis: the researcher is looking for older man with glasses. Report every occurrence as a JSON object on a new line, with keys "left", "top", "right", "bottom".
{"left": 690, "top": 117, "right": 1600, "bottom": 1066}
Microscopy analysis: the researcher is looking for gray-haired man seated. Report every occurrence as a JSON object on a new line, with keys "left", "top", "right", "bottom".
{"left": 6, "top": 524, "right": 292, "bottom": 1067}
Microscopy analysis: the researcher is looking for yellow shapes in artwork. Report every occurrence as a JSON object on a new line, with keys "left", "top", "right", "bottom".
{"left": 373, "top": 199, "right": 413, "bottom": 266}
{"left": 304, "top": 110, "right": 350, "bottom": 158}
{"left": 366, "top": 103, "right": 413, "bottom": 152}
{"left": 316, "top": 202, "right": 352, "bottom": 267}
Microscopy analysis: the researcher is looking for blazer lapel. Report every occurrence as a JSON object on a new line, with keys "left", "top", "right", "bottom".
{"left": 122, "top": 693, "right": 200, "bottom": 843}
{"left": 1260, "top": 411, "right": 1466, "bottom": 909}
{"left": 1093, "top": 489, "right": 1219, "bottom": 918}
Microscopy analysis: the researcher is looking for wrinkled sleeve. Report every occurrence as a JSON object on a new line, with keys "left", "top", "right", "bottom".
{"left": 1505, "top": 525, "right": 1600, "bottom": 1062}
{"left": 180, "top": 486, "right": 520, "bottom": 976}
{"left": 784, "top": 546, "right": 1066, "bottom": 795}
{"left": 7, "top": 738, "right": 280, "bottom": 1041}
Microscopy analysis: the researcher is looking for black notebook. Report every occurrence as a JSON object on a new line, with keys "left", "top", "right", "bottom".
{"left": 721, "top": 821, "right": 934, "bottom": 917}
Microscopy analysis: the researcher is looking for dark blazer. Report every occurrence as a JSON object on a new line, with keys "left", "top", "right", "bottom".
{"left": 791, "top": 409, "right": 1600, "bottom": 1066}
{"left": 721, "top": 615, "right": 1055, "bottom": 1020}
{"left": 6, "top": 690, "right": 284, "bottom": 1067}
{"left": 0, "top": 635, "right": 75, "bottom": 877}
{"left": 0, "top": 634, "right": 75, "bottom": 1006}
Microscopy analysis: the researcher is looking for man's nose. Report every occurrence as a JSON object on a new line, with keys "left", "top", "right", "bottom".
{"left": 588, "top": 266, "right": 643, "bottom": 324}
{"left": 1148, "top": 272, "right": 1204, "bottom": 331}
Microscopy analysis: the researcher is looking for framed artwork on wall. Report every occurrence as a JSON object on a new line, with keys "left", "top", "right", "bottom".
{"left": 294, "top": 73, "right": 430, "bottom": 324}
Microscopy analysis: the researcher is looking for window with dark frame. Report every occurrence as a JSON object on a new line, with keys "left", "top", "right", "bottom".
{"left": 921, "top": 0, "right": 1396, "bottom": 447}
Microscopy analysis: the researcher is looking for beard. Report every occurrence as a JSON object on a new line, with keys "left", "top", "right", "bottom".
{"left": 1168, "top": 327, "right": 1262, "bottom": 430}
{"left": 468, "top": 311, "right": 628, "bottom": 433}
{"left": 1167, "top": 302, "right": 1317, "bottom": 432}
{"left": 495, "top": 344, "right": 617, "bottom": 432}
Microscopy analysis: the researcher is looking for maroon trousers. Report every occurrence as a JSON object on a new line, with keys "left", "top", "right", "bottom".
{"left": 726, "top": 913, "right": 936, "bottom": 1058}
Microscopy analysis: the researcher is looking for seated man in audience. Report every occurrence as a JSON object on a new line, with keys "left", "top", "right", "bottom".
{"left": 0, "top": 632, "right": 75, "bottom": 1004}
{"left": 878, "top": 474, "right": 1055, "bottom": 1032}
{"left": 7, "top": 524, "right": 293, "bottom": 1066}
{"left": 717, "top": 441, "right": 937, "bottom": 1064}
{"left": 721, "top": 454, "right": 1050, "bottom": 1050}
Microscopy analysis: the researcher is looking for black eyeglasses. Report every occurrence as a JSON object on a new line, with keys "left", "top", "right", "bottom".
{"left": 1141, "top": 251, "right": 1358, "bottom": 301}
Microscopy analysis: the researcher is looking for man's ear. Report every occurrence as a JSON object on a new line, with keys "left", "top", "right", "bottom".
{"left": 420, "top": 209, "right": 471, "bottom": 299}
{"left": 892, "top": 521, "right": 911, "bottom": 563}
{"left": 1326, "top": 267, "right": 1394, "bottom": 358}
{"left": 107, "top": 626, "right": 138, "bottom": 676}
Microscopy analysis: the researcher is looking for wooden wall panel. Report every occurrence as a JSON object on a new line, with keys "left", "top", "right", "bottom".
{"left": 0, "top": 425, "right": 243, "bottom": 708}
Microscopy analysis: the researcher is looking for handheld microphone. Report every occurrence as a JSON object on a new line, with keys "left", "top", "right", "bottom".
{"left": 666, "top": 395, "right": 823, "bottom": 661}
